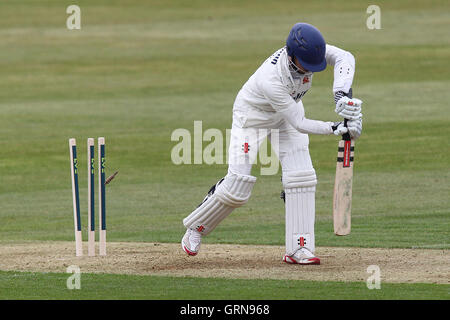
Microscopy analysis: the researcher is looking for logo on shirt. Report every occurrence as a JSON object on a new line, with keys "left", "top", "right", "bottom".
{"left": 303, "top": 76, "right": 310, "bottom": 84}
{"left": 270, "top": 48, "right": 283, "bottom": 65}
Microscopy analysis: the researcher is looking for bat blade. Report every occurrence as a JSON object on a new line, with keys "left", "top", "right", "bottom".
{"left": 333, "top": 138, "right": 354, "bottom": 236}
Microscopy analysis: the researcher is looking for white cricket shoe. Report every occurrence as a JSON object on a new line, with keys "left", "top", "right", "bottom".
{"left": 283, "top": 248, "right": 320, "bottom": 265}
{"left": 181, "top": 228, "right": 202, "bottom": 256}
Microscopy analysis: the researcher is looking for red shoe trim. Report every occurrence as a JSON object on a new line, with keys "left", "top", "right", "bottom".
{"left": 283, "top": 255, "right": 297, "bottom": 264}
{"left": 183, "top": 246, "right": 198, "bottom": 256}
{"left": 302, "top": 257, "right": 320, "bottom": 265}
{"left": 283, "top": 255, "right": 320, "bottom": 265}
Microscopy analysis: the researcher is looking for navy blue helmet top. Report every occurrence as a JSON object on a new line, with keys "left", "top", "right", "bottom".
{"left": 286, "top": 23, "right": 327, "bottom": 72}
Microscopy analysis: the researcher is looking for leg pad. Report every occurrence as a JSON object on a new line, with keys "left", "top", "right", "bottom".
{"left": 183, "top": 172, "right": 256, "bottom": 236}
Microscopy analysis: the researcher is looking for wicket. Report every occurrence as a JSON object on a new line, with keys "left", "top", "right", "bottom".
{"left": 69, "top": 138, "right": 82, "bottom": 257}
{"left": 69, "top": 137, "right": 109, "bottom": 257}
{"left": 88, "top": 138, "right": 95, "bottom": 256}
{"left": 98, "top": 137, "right": 107, "bottom": 256}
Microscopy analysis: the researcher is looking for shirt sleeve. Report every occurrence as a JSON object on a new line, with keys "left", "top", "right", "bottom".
{"left": 261, "top": 81, "right": 334, "bottom": 135}
{"left": 325, "top": 44, "right": 355, "bottom": 94}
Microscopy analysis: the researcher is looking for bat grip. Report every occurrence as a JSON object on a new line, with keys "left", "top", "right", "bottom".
{"left": 342, "top": 88, "right": 353, "bottom": 141}
{"left": 343, "top": 119, "right": 351, "bottom": 141}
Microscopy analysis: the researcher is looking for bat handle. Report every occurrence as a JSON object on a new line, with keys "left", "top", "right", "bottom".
{"left": 343, "top": 119, "right": 351, "bottom": 141}
{"left": 342, "top": 88, "right": 353, "bottom": 141}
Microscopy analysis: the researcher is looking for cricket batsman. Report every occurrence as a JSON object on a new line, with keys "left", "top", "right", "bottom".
{"left": 181, "top": 23, "right": 363, "bottom": 264}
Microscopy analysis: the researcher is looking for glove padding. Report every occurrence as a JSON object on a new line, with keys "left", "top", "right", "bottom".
{"left": 347, "top": 118, "right": 362, "bottom": 140}
{"left": 335, "top": 96, "right": 363, "bottom": 120}
{"left": 332, "top": 121, "right": 348, "bottom": 136}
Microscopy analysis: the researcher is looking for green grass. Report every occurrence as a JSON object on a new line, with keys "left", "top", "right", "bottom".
{"left": 0, "top": 271, "right": 448, "bottom": 300}
{"left": 0, "top": 0, "right": 449, "bottom": 299}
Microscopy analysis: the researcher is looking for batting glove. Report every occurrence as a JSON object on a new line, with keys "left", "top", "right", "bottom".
{"left": 332, "top": 121, "right": 348, "bottom": 136}
{"left": 347, "top": 118, "right": 363, "bottom": 140}
{"left": 335, "top": 96, "right": 363, "bottom": 120}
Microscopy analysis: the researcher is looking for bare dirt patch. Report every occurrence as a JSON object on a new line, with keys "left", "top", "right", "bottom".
{"left": 0, "top": 242, "right": 448, "bottom": 284}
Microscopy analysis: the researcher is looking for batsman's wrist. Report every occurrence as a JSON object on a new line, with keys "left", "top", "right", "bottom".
{"left": 331, "top": 121, "right": 342, "bottom": 132}
{"left": 334, "top": 91, "right": 346, "bottom": 105}
{"left": 334, "top": 88, "right": 353, "bottom": 105}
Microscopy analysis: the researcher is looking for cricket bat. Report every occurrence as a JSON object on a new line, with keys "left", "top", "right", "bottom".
{"left": 333, "top": 90, "right": 355, "bottom": 236}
